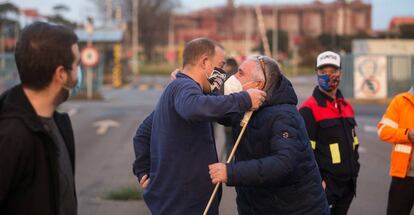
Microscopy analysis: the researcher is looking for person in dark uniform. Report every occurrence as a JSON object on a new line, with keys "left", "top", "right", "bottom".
{"left": 220, "top": 57, "right": 239, "bottom": 161}
{"left": 299, "top": 51, "right": 360, "bottom": 215}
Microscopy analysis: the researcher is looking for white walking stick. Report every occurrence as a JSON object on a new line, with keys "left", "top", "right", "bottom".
{"left": 203, "top": 111, "right": 253, "bottom": 215}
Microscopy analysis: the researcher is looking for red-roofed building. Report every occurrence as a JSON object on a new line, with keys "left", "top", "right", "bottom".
{"left": 174, "top": 0, "right": 372, "bottom": 55}
{"left": 389, "top": 17, "right": 414, "bottom": 33}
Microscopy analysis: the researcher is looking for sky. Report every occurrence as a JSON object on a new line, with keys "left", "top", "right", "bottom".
{"left": 8, "top": 0, "right": 414, "bottom": 30}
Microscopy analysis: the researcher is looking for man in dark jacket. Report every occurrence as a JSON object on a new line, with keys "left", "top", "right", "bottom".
{"left": 209, "top": 56, "right": 329, "bottom": 215}
{"left": 132, "top": 38, "right": 266, "bottom": 214}
{"left": 299, "top": 51, "right": 360, "bottom": 215}
{"left": 0, "top": 22, "right": 80, "bottom": 215}
{"left": 220, "top": 57, "right": 239, "bottom": 161}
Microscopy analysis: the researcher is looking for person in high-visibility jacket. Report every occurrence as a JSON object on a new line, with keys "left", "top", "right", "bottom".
{"left": 377, "top": 86, "right": 414, "bottom": 215}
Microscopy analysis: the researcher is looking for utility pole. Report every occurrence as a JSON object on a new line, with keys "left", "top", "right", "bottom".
{"left": 255, "top": 4, "right": 271, "bottom": 57}
{"left": 106, "top": 0, "right": 113, "bottom": 27}
{"left": 167, "top": 12, "right": 175, "bottom": 65}
{"left": 131, "top": 0, "right": 139, "bottom": 75}
{"left": 272, "top": 0, "right": 278, "bottom": 59}
{"left": 244, "top": 7, "right": 252, "bottom": 56}
{"left": 85, "top": 17, "right": 94, "bottom": 100}
{"left": 0, "top": 24, "right": 4, "bottom": 70}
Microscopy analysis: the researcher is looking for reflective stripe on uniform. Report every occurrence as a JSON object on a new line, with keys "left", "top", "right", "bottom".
{"left": 394, "top": 144, "right": 412, "bottom": 154}
{"left": 329, "top": 143, "right": 341, "bottom": 164}
{"left": 310, "top": 140, "right": 316, "bottom": 150}
{"left": 353, "top": 136, "right": 359, "bottom": 150}
{"left": 377, "top": 118, "right": 399, "bottom": 136}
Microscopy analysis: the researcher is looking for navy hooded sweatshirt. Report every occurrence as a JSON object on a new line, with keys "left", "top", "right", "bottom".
{"left": 133, "top": 73, "right": 252, "bottom": 215}
{"left": 222, "top": 75, "right": 329, "bottom": 215}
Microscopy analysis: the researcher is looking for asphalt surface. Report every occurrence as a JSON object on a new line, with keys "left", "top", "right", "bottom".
{"left": 3, "top": 75, "right": 410, "bottom": 215}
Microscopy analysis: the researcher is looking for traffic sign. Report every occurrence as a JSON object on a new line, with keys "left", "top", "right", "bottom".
{"left": 81, "top": 46, "right": 100, "bottom": 67}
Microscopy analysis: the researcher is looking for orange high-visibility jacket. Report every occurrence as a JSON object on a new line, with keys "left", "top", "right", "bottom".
{"left": 377, "top": 91, "right": 414, "bottom": 178}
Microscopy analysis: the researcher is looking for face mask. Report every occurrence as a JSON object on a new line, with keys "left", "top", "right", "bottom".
{"left": 317, "top": 73, "right": 340, "bottom": 92}
{"left": 207, "top": 67, "right": 227, "bottom": 93}
{"left": 224, "top": 75, "right": 243, "bottom": 95}
{"left": 71, "top": 66, "right": 83, "bottom": 96}
{"left": 61, "top": 66, "right": 82, "bottom": 102}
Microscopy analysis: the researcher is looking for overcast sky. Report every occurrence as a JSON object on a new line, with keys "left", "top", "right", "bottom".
{"left": 9, "top": 0, "right": 414, "bottom": 30}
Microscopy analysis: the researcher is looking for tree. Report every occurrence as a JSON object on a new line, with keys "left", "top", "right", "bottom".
{"left": 298, "top": 36, "right": 323, "bottom": 67}
{"left": 400, "top": 24, "right": 414, "bottom": 39}
{"left": 0, "top": 2, "right": 19, "bottom": 28}
{"left": 47, "top": 15, "right": 77, "bottom": 28}
{"left": 91, "top": 0, "right": 179, "bottom": 62}
{"left": 318, "top": 32, "right": 371, "bottom": 53}
{"left": 47, "top": 4, "right": 77, "bottom": 28}
{"left": 0, "top": 2, "right": 19, "bottom": 67}
{"left": 53, "top": 4, "right": 70, "bottom": 15}
{"left": 0, "top": 3, "right": 19, "bottom": 45}
{"left": 254, "top": 29, "right": 289, "bottom": 55}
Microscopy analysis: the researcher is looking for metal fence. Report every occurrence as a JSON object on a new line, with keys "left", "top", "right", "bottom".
{"left": 340, "top": 54, "right": 414, "bottom": 99}
{"left": 0, "top": 52, "right": 104, "bottom": 95}
{"left": 0, "top": 53, "right": 19, "bottom": 93}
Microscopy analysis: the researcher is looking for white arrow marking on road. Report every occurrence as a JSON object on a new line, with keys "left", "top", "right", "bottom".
{"left": 363, "top": 125, "right": 377, "bottom": 133}
{"left": 93, "top": 120, "right": 120, "bottom": 135}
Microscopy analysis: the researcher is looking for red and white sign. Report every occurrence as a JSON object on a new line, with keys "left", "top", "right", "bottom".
{"left": 354, "top": 55, "right": 387, "bottom": 99}
{"left": 81, "top": 47, "right": 100, "bottom": 67}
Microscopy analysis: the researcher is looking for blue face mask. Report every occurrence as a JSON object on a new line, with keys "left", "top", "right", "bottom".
{"left": 63, "top": 66, "right": 82, "bottom": 97}
{"left": 317, "top": 74, "right": 331, "bottom": 92}
{"left": 71, "top": 66, "right": 83, "bottom": 96}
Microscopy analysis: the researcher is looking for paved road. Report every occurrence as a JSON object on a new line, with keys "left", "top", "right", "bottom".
{"left": 54, "top": 75, "right": 410, "bottom": 215}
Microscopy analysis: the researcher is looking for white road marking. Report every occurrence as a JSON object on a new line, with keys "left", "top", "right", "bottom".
{"left": 93, "top": 120, "right": 120, "bottom": 135}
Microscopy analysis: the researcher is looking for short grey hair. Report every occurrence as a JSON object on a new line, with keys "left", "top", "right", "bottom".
{"left": 247, "top": 56, "right": 265, "bottom": 82}
{"left": 248, "top": 55, "right": 283, "bottom": 101}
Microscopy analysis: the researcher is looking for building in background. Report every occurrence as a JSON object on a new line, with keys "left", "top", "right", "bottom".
{"left": 389, "top": 17, "right": 414, "bottom": 33}
{"left": 20, "top": 9, "right": 47, "bottom": 26}
{"left": 388, "top": 16, "right": 414, "bottom": 39}
{"left": 174, "top": 0, "right": 372, "bottom": 57}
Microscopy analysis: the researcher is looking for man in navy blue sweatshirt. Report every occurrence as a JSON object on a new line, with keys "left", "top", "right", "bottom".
{"left": 133, "top": 38, "right": 266, "bottom": 215}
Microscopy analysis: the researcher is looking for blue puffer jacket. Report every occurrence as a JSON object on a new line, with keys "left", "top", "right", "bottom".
{"left": 225, "top": 75, "right": 329, "bottom": 215}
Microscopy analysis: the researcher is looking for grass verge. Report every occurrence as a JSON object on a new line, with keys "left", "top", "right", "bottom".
{"left": 103, "top": 185, "right": 144, "bottom": 201}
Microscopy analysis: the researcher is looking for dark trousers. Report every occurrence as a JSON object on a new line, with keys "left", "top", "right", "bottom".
{"left": 387, "top": 176, "right": 414, "bottom": 215}
{"left": 326, "top": 179, "right": 355, "bottom": 215}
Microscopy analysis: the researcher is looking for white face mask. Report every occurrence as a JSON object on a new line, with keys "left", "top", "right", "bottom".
{"left": 224, "top": 75, "right": 243, "bottom": 95}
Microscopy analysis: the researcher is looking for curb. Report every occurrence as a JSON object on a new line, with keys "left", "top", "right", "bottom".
{"left": 347, "top": 98, "right": 392, "bottom": 105}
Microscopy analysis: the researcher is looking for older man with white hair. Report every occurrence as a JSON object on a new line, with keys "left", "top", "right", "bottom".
{"left": 209, "top": 56, "right": 329, "bottom": 215}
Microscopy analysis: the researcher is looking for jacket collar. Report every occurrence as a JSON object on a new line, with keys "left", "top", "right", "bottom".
{"left": 262, "top": 75, "right": 298, "bottom": 107}
{"left": 312, "top": 86, "right": 346, "bottom": 107}
{"left": 177, "top": 72, "right": 203, "bottom": 91}
{"left": 0, "top": 85, "right": 65, "bottom": 133}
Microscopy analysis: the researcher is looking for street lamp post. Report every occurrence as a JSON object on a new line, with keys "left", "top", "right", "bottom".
{"left": 85, "top": 17, "right": 94, "bottom": 100}
{"left": 272, "top": 0, "right": 278, "bottom": 60}
{"left": 131, "top": 0, "right": 139, "bottom": 75}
